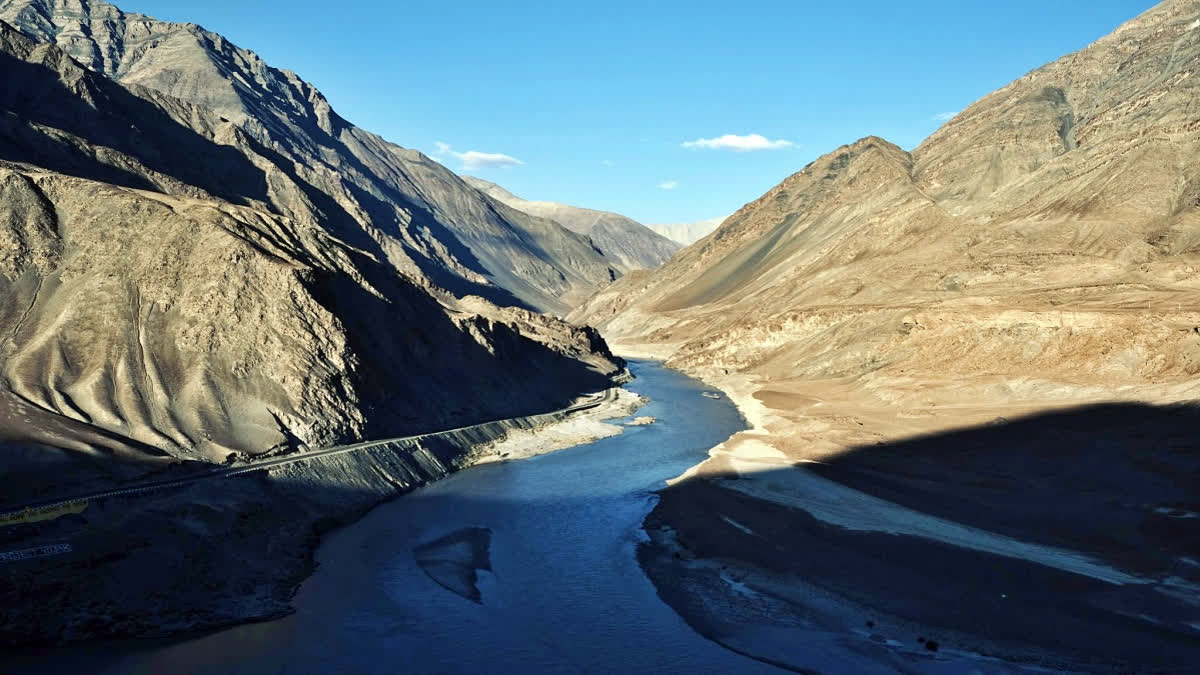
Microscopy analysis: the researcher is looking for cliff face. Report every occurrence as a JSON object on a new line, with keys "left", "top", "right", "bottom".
{"left": 0, "top": 17, "right": 621, "bottom": 477}
{"left": 0, "top": 0, "right": 621, "bottom": 316}
{"left": 574, "top": 0, "right": 1200, "bottom": 394}
{"left": 463, "top": 176, "right": 682, "bottom": 272}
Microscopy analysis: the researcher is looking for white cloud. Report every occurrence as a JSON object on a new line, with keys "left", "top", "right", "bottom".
{"left": 933, "top": 111, "right": 958, "bottom": 121}
{"left": 682, "top": 133, "right": 793, "bottom": 152}
{"left": 657, "top": 180, "right": 679, "bottom": 190}
{"left": 433, "top": 141, "right": 523, "bottom": 170}
{"left": 458, "top": 151, "right": 523, "bottom": 170}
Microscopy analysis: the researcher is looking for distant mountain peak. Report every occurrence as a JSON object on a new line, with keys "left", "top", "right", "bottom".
{"left": 644, "top": 216, "right": 728, "bottom": 246}
{"left": 463, "top": 176, "right": 681, "bottom": 272}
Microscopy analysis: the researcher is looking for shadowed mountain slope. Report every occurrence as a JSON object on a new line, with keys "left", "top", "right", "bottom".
{"left": 645, "top": 402, "right": 1200, "bottom": 673}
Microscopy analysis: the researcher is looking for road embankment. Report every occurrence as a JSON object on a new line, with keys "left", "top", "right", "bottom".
{"left": 0, "top": 383, "right": 641, "bottom": 646}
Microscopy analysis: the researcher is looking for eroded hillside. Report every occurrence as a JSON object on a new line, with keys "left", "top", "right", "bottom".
{"left": 577, "top": 3, "right": 1200, "bottom": 668}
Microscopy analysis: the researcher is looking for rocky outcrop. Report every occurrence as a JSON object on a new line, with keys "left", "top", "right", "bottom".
{"left": 464, "top": 176, "right": 682, "bottom": 272}
{"left": 0, "top": 0, "right": 632, "bottom": 647}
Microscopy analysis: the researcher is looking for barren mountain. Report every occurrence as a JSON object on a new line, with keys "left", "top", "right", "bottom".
{"left": 644, "top": 215, "right": 727, "bottom": 246}
{"left": 0, "top": 0, "right": 621, "bottom": 315}
{"left": 464, "top": 176, "right": 681, "bottom": 272}
{"left": 577, "top": 0, "right": 1200, "bottom": 412}
{"left": 575, "top": 1, "right": 1200, "bottom": 668}
{"left": 0, "top": 12, "right": 621, "bottom": 490}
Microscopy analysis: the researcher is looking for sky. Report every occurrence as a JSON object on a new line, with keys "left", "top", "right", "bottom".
{"left": 121, "top": 0, "right": 1156, "bottom": 224}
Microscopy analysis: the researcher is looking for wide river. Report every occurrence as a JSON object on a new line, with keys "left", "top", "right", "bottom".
{"left": 18, "top": 360, "right": 782, "bottom": 674}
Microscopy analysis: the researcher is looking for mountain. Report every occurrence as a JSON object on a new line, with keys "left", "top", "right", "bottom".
{"left": 644, "top": 216, "right": 726, "bottom": 246}
{"left": 0, "top": 6, "right": 622, "bottom": 490}
{"left": 576, "top": 0, "right": 1200, "bottom": 399}
{"left": 464, "top": 176, "right": 681, "bottom": 271}
{"left": 574, "top": 2, "right": 1200, "bottom": 667}
{"left": 0, "top": 0, "right": 621, "bottom": 315}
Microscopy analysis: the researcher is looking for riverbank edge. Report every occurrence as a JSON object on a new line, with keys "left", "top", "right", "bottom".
{"left": 614, "top": 349, "right": 1033, "bottom": 672}
{"left": 0, "top": 376, "right": 645, "bottom": 647}
{"left": 612, "top": 343, "right": 843, "bottom": 672}
{"left": 613, "top": 342, "right": 854, "bottom": 673}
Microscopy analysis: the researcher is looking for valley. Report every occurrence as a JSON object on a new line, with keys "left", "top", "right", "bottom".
{"left": 1, "top": 0, "right": 1198, "bottom": 672}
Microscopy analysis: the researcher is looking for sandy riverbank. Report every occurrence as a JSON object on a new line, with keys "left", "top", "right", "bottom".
{"left": 615, "top": 340, "right": 1200, "bottom": 672}
{"left": 472, "top": 388, "right": 645, "bottom": 465}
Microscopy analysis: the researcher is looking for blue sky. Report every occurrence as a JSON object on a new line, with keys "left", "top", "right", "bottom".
{"left": 122, "top": 0, "right": 1155, "bottom": 224}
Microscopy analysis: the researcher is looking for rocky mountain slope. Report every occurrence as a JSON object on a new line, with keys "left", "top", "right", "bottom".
{"left": 0, "top": 0, "right": 621, "bottom": 315}
{"left": 464, "top": 176, "right": 681, "bottom": 271}
{"left": 644, "top": 216, "right": 726, "bottom": 246}
{"left": 576, "top": 0, "right": 1200, "bottom": 398}
{"left": 0, "top": 11, "right": 622, "bottom": 493}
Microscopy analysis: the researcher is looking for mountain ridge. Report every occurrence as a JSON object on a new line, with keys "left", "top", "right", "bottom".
{"left": 575, "top": 0, "right": 1200, "bottom": 375}
{"left": 0, "top": 1, "right": 634, "bottom": 644}
{"left": 0, "top": 0, "right": 622, "bottom": 315}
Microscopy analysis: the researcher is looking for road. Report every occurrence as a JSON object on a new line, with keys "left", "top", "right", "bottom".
{"left": 0, "top": 386, "right": 620, "bottom": 521}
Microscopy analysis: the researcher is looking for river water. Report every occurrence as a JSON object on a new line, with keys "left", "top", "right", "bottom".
{"left": 18, "top": 360, "right": 781, "bottom": 674}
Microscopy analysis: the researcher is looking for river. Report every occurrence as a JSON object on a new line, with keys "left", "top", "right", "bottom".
{"left": 14, "top": 360, "right": 781, "bottom": 674}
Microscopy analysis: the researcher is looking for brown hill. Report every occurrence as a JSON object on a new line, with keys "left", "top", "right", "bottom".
{"left": 575, "top": 0, "right": 1200, "bottom": 407}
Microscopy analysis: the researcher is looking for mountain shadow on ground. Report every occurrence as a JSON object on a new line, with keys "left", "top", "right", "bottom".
{"left": 649, "top": 402, "right": 1200, "bottom": 671}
